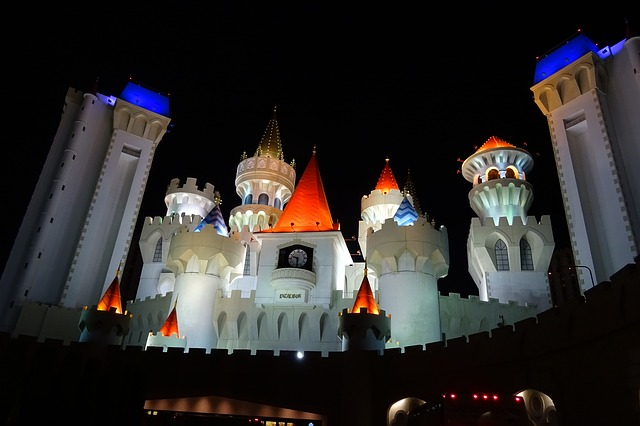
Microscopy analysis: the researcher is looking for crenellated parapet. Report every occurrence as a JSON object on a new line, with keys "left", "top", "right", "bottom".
{"left": 438, "top": 291, "right": 539, "bottom": 340}
{"left": 139, "top": 213, "right": 205, "bottom": 264}
{"left": 469, "top": 215, "right": 554, "bottom": 248}
{"left": 166, "top": 226, "right": 246, "bottom": 281}
{"left": 164, "top": 177, "right": 220, "bottom": 218}
{"left": 366, "top": 216, "right": 449, "bottom": 279}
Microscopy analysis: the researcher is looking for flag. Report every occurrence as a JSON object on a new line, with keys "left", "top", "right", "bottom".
{"left": 194, "top": 204, "right": 229, "bottom": 236}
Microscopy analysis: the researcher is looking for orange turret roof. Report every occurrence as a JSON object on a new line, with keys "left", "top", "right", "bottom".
{"left": 351, "top": 269, "right": 379, "bottom": 315}
{"left": 264, "top": 148, "right": 338, "bottom": 232}
{"left": 97, "top": 267, "right": 123, "bottom": 314}
{"left": 475, "top": 136, "right": 515, "bottom": 153}
{"left": 158, "top": 301, "right": 180, "bottom": 338}
{"left": 375, "top": 158, "right": 399, "bottom": 194}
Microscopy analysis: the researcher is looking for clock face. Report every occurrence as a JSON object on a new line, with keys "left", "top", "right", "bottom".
{"left": 288, "top": 248, "right": 308, "bottom": 267}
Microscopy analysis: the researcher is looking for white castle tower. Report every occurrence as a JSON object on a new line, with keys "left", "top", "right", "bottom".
{"left": 359, "top": 159, "right": 450, "bottom": 348}
{"left": 136, "top": 177, "right": 221, "bottom": 300}
{"left": 462, "top": 136, "right": 554, "bottom": 310}
{"left": 0, "top": 81, "right": 171, "bottom": 333}
{"left": 530, "top": 31, "right": 639, "bottom": 289}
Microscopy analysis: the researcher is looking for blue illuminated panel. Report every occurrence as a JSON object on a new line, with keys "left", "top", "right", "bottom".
{"left": 532, "top": 33, "right": 624, "bottom": 85}
{"left": 119, "top": 81, "right": 170, "bottom": 117}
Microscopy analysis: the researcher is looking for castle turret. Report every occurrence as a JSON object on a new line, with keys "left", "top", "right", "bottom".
{"left": 145, "top": 298, "right": 187, "bottom": 351}
{"left": 136, "top": 178, "right": 222, "bottom": 300}
{"left": 165, "top": 225, "right": 246, "bottom": 350}
{"left": 358, "top": 158, "right": 404, "bottom": 258}
{"left": 229, "top": 106, "right": 296, "bottom": 237}
{"left": 78, "top": 267, "right": 132, "bottom": 346}
{"left": 362, "top": 159, "right": 449, "bottom": 349}
{"left": 462, "top": 136, "right": 554, "bottom": 309}
{"left": 338, "top": 267, "right": 391, "bottom": 354}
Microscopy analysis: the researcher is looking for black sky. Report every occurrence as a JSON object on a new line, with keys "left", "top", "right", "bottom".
{"left": 3, "top": 5, "right": 635, "bottom": 297}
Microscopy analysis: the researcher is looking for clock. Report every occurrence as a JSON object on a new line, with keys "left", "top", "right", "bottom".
{"left": 288, "top": 248, "right": 308, "bottom": 267}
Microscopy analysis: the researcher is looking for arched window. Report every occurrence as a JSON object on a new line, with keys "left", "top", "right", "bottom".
{"left": 274, "top": 198, "right": 282, "bottom": 209}
{"left": 487, "top": 168, "right": 500, "bottom": 180}
{"left": 153, "top": 238, "right": 162, "bottom": 263}
{"left": 520, "top": 238, "right": 534, "bottom": 270}
{"left": 505, "top": 168, "right": 516, "bottom": 178}
{"left": 243, "top": 194, "right": 253, "bottom": 205}
{"left": 258, "top": 193, "right": 269, "bottom": 205}
{"left": 495, "top": 239, "right": 509, "bottom": 270}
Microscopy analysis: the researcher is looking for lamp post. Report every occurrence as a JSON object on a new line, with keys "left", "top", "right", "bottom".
{"left": 568, "top": 264, "right": 596, "bottom": 288}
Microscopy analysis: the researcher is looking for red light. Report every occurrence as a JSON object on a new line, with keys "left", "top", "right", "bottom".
{"left": 483, "top": 394, "right": 489, "bottom": 400}
{"left": 449, "top": 393, "right": 457, "bottom": 399}
{"left": 492, "top": 395, "right": 499, "bottom": 401}
{"left": 515, "top": 396, "right": 522, "bottom": 402}
{"left": 473, "top": 394, "right": 479, "bottom": 400}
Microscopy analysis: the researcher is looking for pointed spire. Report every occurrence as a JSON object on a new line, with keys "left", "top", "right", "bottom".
{"left": 254, "top": 106, "right": 284, "bottom": 160}
{"left": 351, "top": 266, "right": 379, "bottom": 315}
{"left": 97, "top": 264, "right": 123, "bottom": 314}
{"left": 403, "top": 169, "right": 423, "bottom": 216}
{"left": 265, "top": 148, "right": 337, "bottom": 232}
{"left": 158, "top": 296, "right": 180, "bottom": 338}
{"left": 375, "top": 158, "right": 400, "bottom": 194}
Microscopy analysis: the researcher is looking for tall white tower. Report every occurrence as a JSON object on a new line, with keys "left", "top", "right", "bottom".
{"left": 531, "top": 32, "right": 640, "bottom": 289}
{"left": 0, "top": 81, "right": 171, "bottom": 332}
{"left": 361, "top": 159, "right": 449, "bottom": 348}
{"left": 463, "top": 136, "right": 554, "bottom": 310}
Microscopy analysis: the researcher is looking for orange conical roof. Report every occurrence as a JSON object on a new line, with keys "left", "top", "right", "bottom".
{"left": 375, "top": 158, "right": 400, "bottom": 194}
{"left": 475, "top": 135, "right": 515, "bottom": 153}
{"left": 158, "top": 301, "right": 180, "bottom": 338}
{"left": 351, "top": 269, "right": 379, "bottom": 315}
{"left": 97, "top": 267, "right": 123, "bottom": 314}
{"left": 265, "top": 148, "right": 337, "bottom": 232}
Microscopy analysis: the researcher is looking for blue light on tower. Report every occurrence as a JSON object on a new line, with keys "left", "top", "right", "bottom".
{"left": 119, "top": 81, "right": 170, "bottom": 116}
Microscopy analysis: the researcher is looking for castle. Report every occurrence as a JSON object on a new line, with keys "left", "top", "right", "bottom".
{"left": 0, "top": 28, "right": 638, "bottom": 426}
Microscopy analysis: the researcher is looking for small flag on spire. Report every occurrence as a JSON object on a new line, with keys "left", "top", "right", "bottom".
{"left": 194, "top": 204, "right": 229, "bottom": 237}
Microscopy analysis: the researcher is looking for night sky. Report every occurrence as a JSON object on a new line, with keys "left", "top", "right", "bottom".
{"left": 3, "top": 6, "right": 635, "bottom": 298}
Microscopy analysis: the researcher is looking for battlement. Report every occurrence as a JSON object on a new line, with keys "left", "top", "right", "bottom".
{"left": 7, "top": 257, "right": 637, "bottom": 359}
{"left": 125, "top": 291, "right": 172, "bottom": 306}
{"left": 166, "top": 177, "right": 217, "bottom": 200}
{"left": 142, "top": 213, "right": 202, "bottom": 227}
{"left": 440, "top": 291, "right": 536, "bottom": 309}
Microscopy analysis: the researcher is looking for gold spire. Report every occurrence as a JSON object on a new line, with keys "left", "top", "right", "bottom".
{"left": 254, "top": 106, "right": 284, "bottom": 160}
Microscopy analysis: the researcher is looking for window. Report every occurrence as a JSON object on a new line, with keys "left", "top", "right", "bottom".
{"left": 495, "top": 240, "right": 509, "bottom": 271}
{"left": 258, "top": 193, "right": 269, "bottom": 205}
{"left": 153, "top": 238, "right": 162, "bottom": 263}
{"left": 520, "top": 238, "right": 534, "bottom": 270}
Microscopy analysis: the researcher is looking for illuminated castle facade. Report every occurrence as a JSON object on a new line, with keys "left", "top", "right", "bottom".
{"left": 0, "top": 88, "right": 554, "bottom": 354}
{"left": 0, "top": 28, "right": 638, "bottom": 426}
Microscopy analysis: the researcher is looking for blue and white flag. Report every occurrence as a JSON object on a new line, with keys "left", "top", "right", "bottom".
{"left": 194, "top": 204, "right": 229, "bottom": 236}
